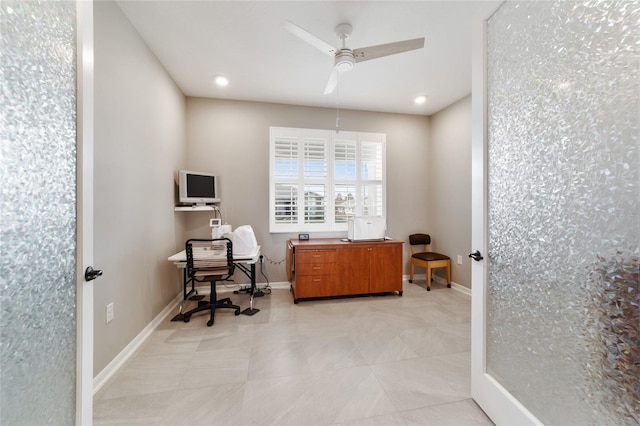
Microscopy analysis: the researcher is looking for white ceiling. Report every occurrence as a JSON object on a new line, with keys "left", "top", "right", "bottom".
{"left": 116, "top": 1, "right": 501, "bottom": 116}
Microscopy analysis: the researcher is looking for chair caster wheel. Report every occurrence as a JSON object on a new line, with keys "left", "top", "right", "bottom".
{"left": 447, "top": 283, "right": 451, "bottom": 288}
{"left": 183, "top": 317, "right": 191, "bottom": 323}
{"left": 408, "top": 279, "right": 413, "bottom": 283}
{"left": 235, "top": 309, "right": 240, "bottom": 316}
{"left": 207, "top": 319, "right": 214, "bottom": 327}
{"left": 427, "top": 287, "right": 431, "bottom": 291}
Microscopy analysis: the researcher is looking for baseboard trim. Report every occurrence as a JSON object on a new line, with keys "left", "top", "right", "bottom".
{"left": 405, "top": 274, "right": 471, "bottom": 297}
{"left": 450, "top": 281, "right": 471, "bottom": 296}
{"left": 93, "top": 292, "right": 182, "bottom": 395}
{"left": 267, "top": 281, "right": 291, "bottom": 289}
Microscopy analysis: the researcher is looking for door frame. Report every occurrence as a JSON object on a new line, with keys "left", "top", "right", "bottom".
{"left": 469, "top": 13, "right": 542, "bottom": 426}
{"left": 76, "top": 0, "right": 94, "bottom": 423}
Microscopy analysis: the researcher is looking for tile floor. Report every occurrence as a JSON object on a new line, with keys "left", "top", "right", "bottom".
{"left": 94, "top": 280, "right": 493, "bottom": 425}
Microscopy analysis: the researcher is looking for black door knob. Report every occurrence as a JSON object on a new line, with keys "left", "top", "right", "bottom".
{"left": 468, "top": 250, "right": 484, "bottom": 261}
{"left": 84, "top": 266, "right": 103, "bottom": 281}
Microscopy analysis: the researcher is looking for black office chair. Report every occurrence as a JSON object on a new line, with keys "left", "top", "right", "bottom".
{"left": 182, "top": 238, "right": 240, "bottom": 326}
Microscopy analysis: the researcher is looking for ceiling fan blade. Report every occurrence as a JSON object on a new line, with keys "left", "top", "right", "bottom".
{"left": 353, "top": 38, "right": 425, "bottom": 63}
{"left": 284, "top": 21, "right": 336, "bottom": 57}
{"left": 324, "top": 66, "right": 339, "bottom": 95}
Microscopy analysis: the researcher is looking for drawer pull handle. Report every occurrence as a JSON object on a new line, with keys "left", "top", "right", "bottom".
{"left": 313, "top": 279, "right": 321, "bottom": 282}
{"left": 313, "top": 267, "right": 321, "bottom": 270}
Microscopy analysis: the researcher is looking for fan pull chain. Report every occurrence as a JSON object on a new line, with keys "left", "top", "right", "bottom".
{"left": 335, "top": 72, "right": 340, "bottom": 132}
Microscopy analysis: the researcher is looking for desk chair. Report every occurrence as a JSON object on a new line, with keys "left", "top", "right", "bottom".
{"left": 408, "top": 233, "right": 451, "bottom": 291}
{"left": 182, "top": 238, "right": 240, "bottom": 327}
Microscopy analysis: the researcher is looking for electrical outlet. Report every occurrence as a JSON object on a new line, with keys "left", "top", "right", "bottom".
{"left": 106, "top": 302, "right": 114, "bottom": 324}
{"left": 457, "top": 255, "right": 463, "bottom": 265}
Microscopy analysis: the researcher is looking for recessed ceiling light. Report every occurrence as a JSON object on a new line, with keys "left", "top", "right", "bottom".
{"left": 215, "top": 76, "right": 229, "bottom": 86}
{"left": 414, "top": 95, "right": 427, "bottom": 104}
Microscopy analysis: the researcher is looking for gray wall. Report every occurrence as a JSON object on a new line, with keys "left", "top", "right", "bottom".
{"left": 429, "top": 96, "right": 472, "bottom": 288}
{"left": 93, "top": 0, "right": 186, "bottom": 375}
{"left": 185, "top": 97, "right": 431, "bottom": 284}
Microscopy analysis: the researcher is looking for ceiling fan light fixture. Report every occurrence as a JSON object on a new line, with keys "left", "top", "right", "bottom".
{"left": 214, "top": 76, "right": 229, "bottom": 86}
{"left": 336, "top": 61, "right": 354, "bottom": 72}
{"left": 335, "top": 51, "right": 355, "bottom": 72}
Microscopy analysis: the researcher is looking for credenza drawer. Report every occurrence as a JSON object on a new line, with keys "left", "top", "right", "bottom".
{"left": 296, "top": 250, "right": 336, "bottom": 264}
{"left": 295, "top": 275, "right": 334, "bottom": 297}
{"left": 296, "top": 262, "right": 336, "bottom": 276}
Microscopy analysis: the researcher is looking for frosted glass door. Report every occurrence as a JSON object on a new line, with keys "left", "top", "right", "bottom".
{"left": 0, "top": 0, "right": 92, "bottom": 423}
{"left": 472, "top": 1, "right": 638, "bottom": 424}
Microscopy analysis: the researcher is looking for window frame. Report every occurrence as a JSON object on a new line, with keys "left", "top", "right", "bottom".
{"left": 269, "top": 126, "right": 386, "bottom": 233}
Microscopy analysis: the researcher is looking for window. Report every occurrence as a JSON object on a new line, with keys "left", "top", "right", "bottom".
{"left": 270, "top": 127, "right": 386, "bottom": 233}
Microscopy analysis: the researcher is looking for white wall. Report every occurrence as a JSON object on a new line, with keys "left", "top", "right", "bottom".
{"left": 185, "top": 97, "right": 432, "bottom": 284}
{"left": 429, "top": 95, "right": 472, "bottom": 287}
{"left": 93, "top": 0, "right": 186, "bottom": 375}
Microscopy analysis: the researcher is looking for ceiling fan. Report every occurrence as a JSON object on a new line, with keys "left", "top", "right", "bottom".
{"left": 284, "top": 21, "right": 425, "bottom": 95}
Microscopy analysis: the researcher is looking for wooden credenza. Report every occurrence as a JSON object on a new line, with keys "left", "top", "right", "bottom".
{"left": 286, "top": 238, "right": 404, "bottom": 303}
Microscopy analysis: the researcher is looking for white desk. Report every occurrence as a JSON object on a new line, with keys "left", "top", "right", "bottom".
{"left": 168, "top": 246, "right": 261, "bottom": 316}
{"left": 167, "top": 246, "right": 260, "bottom": 264}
